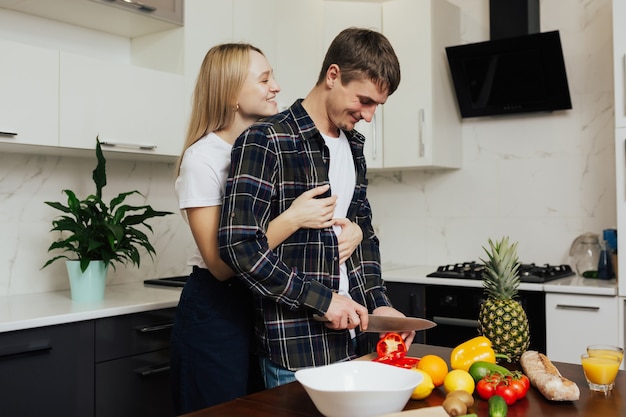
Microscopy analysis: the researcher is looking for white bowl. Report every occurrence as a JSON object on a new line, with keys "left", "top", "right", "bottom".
{"left": 295, "top": 360, "right": 422, "bottom": 417}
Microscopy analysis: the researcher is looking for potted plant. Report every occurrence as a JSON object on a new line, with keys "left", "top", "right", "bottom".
{"left": 42, "top": 138, "right": 172, "bottom": 301}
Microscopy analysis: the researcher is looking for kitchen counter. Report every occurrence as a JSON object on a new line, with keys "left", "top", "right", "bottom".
{"left": 0, "top": 281, "right": 181, "bottom": 333}
{"left": 383, "top": 265, "right": 618, "bottom": 296}
{"left": 184, "top": 343, "right": 624, "bottom": 417}
{"left": 0, "top": 264, "right": 617, "bottom": 333}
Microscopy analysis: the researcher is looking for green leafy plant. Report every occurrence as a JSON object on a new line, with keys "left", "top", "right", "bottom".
{"left": 43, "top": 138, "right": 173, "bottom": 273}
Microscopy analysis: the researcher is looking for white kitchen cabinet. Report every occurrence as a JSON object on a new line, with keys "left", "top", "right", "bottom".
{"left": 59, "top": 52, "right": 185, "bottom": 158}
{"left": 322, "top": 0, "right": 462, "bottom": 170}
{"left": 613, "top": 0, "right": 626, "bottom": 128}
{"left": 546, "top": 293, "right": 621, "bottom": 367}
{"left": 382, "top": 0, "right": 462, "bottom": 169}
{"left": 0, "top": 39, "right": 59, "bottom": 147}
{"left": 323, "top": 1, "right": 384, "bottom": 168}
{"left": 0, "top": 0, "right": 183, "bottom": 38}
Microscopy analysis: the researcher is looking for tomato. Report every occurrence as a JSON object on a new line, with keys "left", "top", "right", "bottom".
{"left": 376, "top": 332, "right": 407, "bottom": 357}
{"left": 476, "top": 377, "right": 497, "bottom": 400}
{"left": 495, "top": 382, "right": 518, "bottom": 406}
{"left": 518, "top": 374, "right": 530, "bottom": 391}
{"left": 506, "top": 374, "right": 530, "bottom": 400}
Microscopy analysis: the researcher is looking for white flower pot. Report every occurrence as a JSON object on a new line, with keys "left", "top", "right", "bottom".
{"left": 66, "top": 260, "right": 108, "bottom": 302}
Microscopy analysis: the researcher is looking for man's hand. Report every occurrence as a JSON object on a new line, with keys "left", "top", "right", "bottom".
{"left": 322, "top": 293, "right": 369, "bottom": 330}
{"left": 333, "top": 218, "right": 363, "bottom": 264}
{"left": 372, "top": 306, "right": 416, "bottom": 345}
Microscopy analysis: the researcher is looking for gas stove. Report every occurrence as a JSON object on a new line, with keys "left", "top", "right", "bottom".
{"left": 427, "top": 262, "right": 575, "bottom": 283}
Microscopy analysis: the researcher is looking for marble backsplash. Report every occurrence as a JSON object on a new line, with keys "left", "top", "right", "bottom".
{"left": 0, "top": 0, "right": 617, "bottom": 296}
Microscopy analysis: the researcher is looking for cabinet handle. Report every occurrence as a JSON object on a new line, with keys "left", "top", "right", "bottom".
{"left": 100, "top": 140, "right": 157, "bottom": 150}
{"left": 134, "top": 362, "right": 170, "bottom": 377}
{"left": 99, "top": 0, "right": 156, "bottom": 13}
{"left": 0, "top": 342, "right": 52, "bottom": 358}
{"left": 135, "top": 322, "right": 174, "bottom": 333}
{"left": 555, "top": 304, "right": 600, "bottom": 311}
{"left": 418, "top": 109, "right": 425, "bottom": 157}
{"left": 0, "top": 131, "right": 18, "bottom": 137}
{"left": 432, "top": 316, "right": 478, "bottom": 328}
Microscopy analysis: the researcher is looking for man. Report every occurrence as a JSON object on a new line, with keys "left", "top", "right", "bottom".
{"left": 218, "top": 27, "right": 414, "bottom": 388}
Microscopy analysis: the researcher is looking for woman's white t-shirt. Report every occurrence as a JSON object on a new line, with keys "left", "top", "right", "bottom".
{"left": 175, "top": 132, "right": 232, "bottom": 269}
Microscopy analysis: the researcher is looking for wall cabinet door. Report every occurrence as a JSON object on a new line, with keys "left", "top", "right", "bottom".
{"left": 546, "top": 293, "right": 620, "bottom": 367}
{"left": 0, "top": 39, "right": 59, "bottom": 147}
{"left": 614, "top": 0, "right": 626, "bottom": 128}
{"left": 0, "top": 321, "right": 95, "bottom": 417}
{"left": 382, "top": 0, "right": 462, "bottom": 169}
{"left": 322, "top": 0, "right": 461, "bottom": 170}
{"left": 59, "top": 52, "right": 185, "bottom": 157}
{"left": 323, "top": 1, "right": 384, "bottom": 169}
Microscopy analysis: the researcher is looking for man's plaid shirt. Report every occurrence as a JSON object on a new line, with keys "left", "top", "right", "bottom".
{"left": 219, "top": 99, "right": 391, "bottom": 370}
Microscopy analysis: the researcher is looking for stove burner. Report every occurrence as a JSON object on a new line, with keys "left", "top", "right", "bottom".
{"left": 427, "top": 262, "right": 575, "bottom": 283}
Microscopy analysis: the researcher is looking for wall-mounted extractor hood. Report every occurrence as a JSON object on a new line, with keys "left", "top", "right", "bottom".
{"left": 0, "top": 0, "right": 183, "bottom": 38}
{"left": 445, "top": 0, "right": 572, "bottom": 118}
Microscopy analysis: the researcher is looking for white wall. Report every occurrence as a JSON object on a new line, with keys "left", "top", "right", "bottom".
{"left": 370, "top": 0, "right": 616, "bottom": 268}
{"left": 0, "top": 0, "right": 616, "bottom": 296}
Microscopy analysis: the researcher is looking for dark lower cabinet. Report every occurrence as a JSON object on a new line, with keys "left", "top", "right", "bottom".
{"left": 0, "top": 307, "right": 176, "bottom": 417}
{"left": 96, "top": 349, "right": 173, "bottom": 417}
{"left": 95, "top": 308, "right": 176, "bottom": 417}
{"left": 0, "top": 320, "right": 95, "bottom": 417}
{"left": 385, "top": 281, "right": 426, "bottom": 344}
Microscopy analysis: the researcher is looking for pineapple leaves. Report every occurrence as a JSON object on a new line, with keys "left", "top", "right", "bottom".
{"left": 43, "top": 137, "right": 173, "bottom": 273}
{"left": 479, "top": 236, "right": 521, "bottom": 300}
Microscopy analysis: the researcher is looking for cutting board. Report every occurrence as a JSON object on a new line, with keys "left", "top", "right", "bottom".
{"left": 378, "top": 405, "right": 448, "bottom": 417}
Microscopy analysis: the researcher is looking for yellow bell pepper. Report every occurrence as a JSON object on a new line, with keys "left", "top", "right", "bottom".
{"left": 450, "top": 336, "right": 497, "bottom": 371}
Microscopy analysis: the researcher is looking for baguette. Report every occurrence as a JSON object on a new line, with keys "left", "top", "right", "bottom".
{"left": 520, "top": 350, "right": 580, "bottom": 401}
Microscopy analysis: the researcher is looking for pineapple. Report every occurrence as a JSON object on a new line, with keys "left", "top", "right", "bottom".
{"left": 478, "top": 237, "right": 530, "bottom": 362}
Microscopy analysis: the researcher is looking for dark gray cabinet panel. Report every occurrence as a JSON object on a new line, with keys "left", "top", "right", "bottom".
{"left": 0, "top": 321, "right": 95, "bottom": 417}
{"left": 385, "top": 281, "right": 426, "bottom": 344}
{"left": 95, "top": 308, "right": 175, "bottom": 417}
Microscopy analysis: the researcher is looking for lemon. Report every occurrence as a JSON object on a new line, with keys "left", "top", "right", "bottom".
{"left": 443, "top": 369, "right": 475, "bottom": 395}
{"left": 410, "top": 368, "right": 435, "bottom": 400}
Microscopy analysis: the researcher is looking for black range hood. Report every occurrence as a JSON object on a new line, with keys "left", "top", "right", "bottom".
{"left": 445, "top": 0, "right": 572, "bottom": 118}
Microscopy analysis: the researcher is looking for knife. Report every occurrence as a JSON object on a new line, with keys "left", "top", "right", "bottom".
{"left": 313, "top": 314, "right": 436, "bottom": 333}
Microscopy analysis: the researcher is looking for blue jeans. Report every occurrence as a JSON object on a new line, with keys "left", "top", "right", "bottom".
{"left": 170, "top": 267, "right": 261, "bottom": 414}
{"left": 259, "top": 356, "right": 297, "bottom": 388}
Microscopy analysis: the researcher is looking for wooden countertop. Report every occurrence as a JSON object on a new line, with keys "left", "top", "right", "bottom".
{"left": 182, "top": 344, "right": 624, "bottom": 417}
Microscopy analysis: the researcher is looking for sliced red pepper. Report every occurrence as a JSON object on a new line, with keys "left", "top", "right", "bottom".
{"left": 376, "top": 332, "right": 407, "bottom": 357}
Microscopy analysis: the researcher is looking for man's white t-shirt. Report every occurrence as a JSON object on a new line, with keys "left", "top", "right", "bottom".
{"left": 175, "top": 132, "right": 232, "bottom": 269}
{"left": 321, "top": 130, "right": 356, "bottom": 331}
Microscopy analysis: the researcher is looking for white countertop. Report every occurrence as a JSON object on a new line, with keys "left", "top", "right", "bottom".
{"left": 0, "top": 265, "right": 618, "bottom": 334}
{"left": 0, "top": 281, "right": 181, "bottom": 333}
{"left": 382, "top": 265, "right": 618, "bottom": 296}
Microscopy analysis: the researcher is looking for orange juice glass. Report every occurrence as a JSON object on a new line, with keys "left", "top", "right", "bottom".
{"left": 587, "top": 345, "right": 624, "bottom": 365}
{"left": 581, "top": 353, "right": 621, "bottom": 392}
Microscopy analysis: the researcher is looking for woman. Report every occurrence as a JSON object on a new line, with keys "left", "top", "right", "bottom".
{"left": 170, "top": 43, "right": 363, "bottom": 414}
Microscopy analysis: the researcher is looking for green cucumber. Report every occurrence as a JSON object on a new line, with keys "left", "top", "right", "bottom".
{"left": 468, "top": 361, "right": 511, "bottom": 382}
{"left": 488, "top": 395, "right": 508, "bottom": 417}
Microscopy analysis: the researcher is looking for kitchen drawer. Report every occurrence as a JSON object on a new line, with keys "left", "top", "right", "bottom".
{"left": 546, "top": 293, "right": 620, "bottom": 365}
{"left": 95, "top": 307, "right": 175, "bottom": 362}
{"left": 0, "top": 321, "right": 94, "bottom": 416}
{"left": 95, "top": 348, "right": 173, "bottom": 417}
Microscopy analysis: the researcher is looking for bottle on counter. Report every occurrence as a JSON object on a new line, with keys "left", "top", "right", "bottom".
{"left": 597, "top": 240, "right": 614, "bottom": 280}
{"left": 603, "top": 228, "right": 618, "bottom": 280}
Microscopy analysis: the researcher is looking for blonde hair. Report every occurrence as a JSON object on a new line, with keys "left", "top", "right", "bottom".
{"left": 176, "top": 43, "right": 263, "bottom": 174}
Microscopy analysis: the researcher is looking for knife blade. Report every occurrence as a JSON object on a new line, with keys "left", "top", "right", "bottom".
{"left": 364, "top": 315, "right": 436, "bottom": 333}
{"left": 313, "top": 314, "right": 436, "bottom": 333}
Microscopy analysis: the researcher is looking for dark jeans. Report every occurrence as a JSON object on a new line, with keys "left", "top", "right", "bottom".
{"left": 170, "top": 267, "right": 263, "bottom": 415}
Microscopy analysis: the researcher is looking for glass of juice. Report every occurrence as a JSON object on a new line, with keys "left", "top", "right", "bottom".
{"left": 581, "top": 353, "right": 621, "bottom": 392}
{"left": 587, "top": 345, "right": 624, "bottom": 365}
